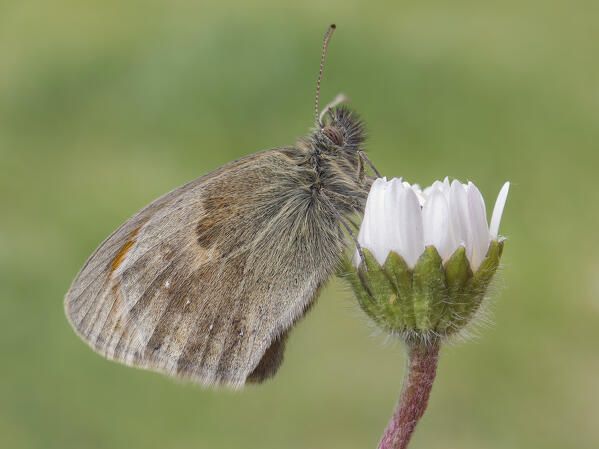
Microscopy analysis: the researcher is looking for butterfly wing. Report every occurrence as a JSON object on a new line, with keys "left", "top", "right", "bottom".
{"left": 65, "top": 148, "right": 344, "bottom": 388}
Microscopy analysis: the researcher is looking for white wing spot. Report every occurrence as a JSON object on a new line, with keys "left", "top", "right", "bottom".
{"left": 185, "top": 299, "right": 191, "bottom": 306}
{"left": 164, "top": 280, "right": 171, "bottom": 288}
{"left": 209, "top": 324, "right": 214, "bottom": 331}
{"left": 239, "top": 331, "right": 244, "bottom": 336}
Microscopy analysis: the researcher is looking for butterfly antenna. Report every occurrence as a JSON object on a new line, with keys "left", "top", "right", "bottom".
{"left": 314, "top": 24, "right": 336, "bottom": 128}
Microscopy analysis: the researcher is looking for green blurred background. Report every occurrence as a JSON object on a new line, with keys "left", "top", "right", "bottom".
{"left": 1, "top": 1, "right": 598, "bottom": 448}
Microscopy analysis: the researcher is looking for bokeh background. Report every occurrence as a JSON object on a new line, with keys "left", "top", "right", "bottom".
{"left": 2, "top": 1, "right": 598, "bottom": 448}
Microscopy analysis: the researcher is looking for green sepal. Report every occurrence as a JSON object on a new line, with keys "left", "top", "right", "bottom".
{"left": 438, "top": 246, "right": 473, "bottom": 333}
{"left": 339, "top": 256, "right": 381, "bottom": 325}
{"left": 456, "top": 240, "right": 504, "bottom": 329}
{"left": 358, "top": 249, "right": 397, "bottom": 329}
{"left": 383, "top": 251, "right": 415, "bottom": 331}
{"left": 470, "top": 240, "right": 503, "bottom": 292}
{"left": 338, "top": 240, "right": 504, "bottom": 343}
{"left": 445, "top": 246, "right": 473, "bottom": 295}
{"left": 411, "top": 246, "right": 447, "bottom": 332}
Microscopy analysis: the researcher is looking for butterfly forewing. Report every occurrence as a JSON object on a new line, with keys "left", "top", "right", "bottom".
{"left": 65, "top": 148, "right": 344, "bottom": 388}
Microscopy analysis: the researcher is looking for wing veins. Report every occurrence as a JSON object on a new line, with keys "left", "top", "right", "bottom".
{"left": 114, "top": 241, "right": 196, "bottom": 352}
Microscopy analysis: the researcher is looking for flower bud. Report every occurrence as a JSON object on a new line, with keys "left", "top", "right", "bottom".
{"left": 342, "top": 178, "right": 509, "bottom": 342}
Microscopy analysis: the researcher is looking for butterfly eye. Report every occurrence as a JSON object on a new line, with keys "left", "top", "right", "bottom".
{"left": 322, "top": 125, "right": 344, "bottom": 146}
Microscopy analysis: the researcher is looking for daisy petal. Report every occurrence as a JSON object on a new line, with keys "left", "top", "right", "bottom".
{"left": 490, "top": 182, "right": 510, "bottom": 239}
{"left": 369, "top": 179, "right": 391, "bottom": 264}
{"left": 383, "top": 178, "right": 404, "bottom": 259}
{"left": 448, "top": 180, "right": 470, "bottom": 259}
{"left": 398, "top": 187, "right": 424, "bottom": 268}
{"left": 467, "top": 182, "right": 490, "bottom": 272}
{"left": 356, "top": 177, "right": 387, "bottom": 264}
{"left": 423, "top": 189, "right": 450, "bottom": 260}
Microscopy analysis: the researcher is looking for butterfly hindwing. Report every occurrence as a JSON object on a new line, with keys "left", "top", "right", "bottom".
{"left": 65, "top": 148, "right": 344, "bottom": 387}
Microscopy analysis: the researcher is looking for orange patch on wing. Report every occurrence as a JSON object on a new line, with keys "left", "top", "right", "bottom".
{"left": 110, "top": 226, "right": 143, "bottom": 273}
{"left": 111, "top": 241, "right": 134, "bottom": 272}
{"left": 129, "top": 225, "right": 142, "bottom": 239}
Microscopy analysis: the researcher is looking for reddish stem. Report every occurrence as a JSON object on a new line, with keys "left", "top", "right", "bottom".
{"left": 378, "top": 342, "right": 440, "bottom": 449}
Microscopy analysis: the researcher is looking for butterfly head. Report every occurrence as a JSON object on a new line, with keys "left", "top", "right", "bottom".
{"left": 317, "top": 105, "right": 366, "bottom": 154}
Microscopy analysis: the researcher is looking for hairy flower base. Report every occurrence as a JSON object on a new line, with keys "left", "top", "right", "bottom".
{"left": 341, "top": 241, "right": 503, "bottom": 343}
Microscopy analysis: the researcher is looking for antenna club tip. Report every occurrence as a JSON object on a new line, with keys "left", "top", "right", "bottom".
{"left": 330, "top": 24, "right": 336, "bottom": 29}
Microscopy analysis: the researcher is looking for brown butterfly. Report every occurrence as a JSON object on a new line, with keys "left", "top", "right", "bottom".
{"left": 65, "top": 24, "right": 380, "bottom": 388}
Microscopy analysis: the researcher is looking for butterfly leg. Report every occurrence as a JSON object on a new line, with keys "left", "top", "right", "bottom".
{"left": 346, "top": 216, "right": 360, "bottom": 231}
{"left": 319, "top": 188, "right": 361, "bottom": 230}
{"left": 357, "top": 150, "right": 382, "bottom": 178}
{"left": 357, "top": 151, "right": 366, "bottom": 183}
{"left": 320, "top": 190, "right": 367, "bottom": 270}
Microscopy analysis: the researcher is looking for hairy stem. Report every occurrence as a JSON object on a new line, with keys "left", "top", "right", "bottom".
{"left": 378, "top": 341, "right": 440, "bottom": 449}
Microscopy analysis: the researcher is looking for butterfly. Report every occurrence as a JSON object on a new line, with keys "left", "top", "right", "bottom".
{"left": 65, "top": 24, "right": 380, "bottom": 388}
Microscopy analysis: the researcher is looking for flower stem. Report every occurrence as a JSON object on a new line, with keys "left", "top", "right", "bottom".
{"left": 378, "top": 341, "right": 440, "bottom": 449}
